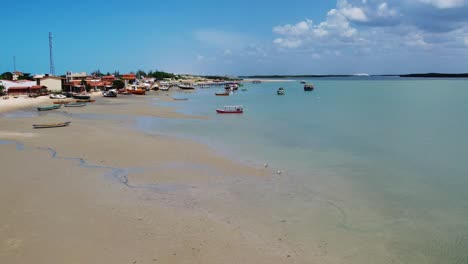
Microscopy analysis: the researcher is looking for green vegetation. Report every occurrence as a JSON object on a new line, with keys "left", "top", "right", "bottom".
{"left": 400, "top": 73, "right": 468, "bottom": 78}
{"left": 112, "top": 80, "right": 125, "bottom": 89}
{"left": 0, "top": 72, "right": 13, "bottom": 80}
{"left": 0, "top": 85, "right": 5, "bottom": 95}
{"left": 202, "top": 75, "right": 242, "bottom": 81}
{"left": 136, "top": 70, "right": 147, "bottom": 79}
{"left": 144, "top": 70, "right": 177, "bottom": 80}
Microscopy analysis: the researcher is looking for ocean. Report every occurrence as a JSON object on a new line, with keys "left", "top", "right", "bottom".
{"left": 137, "top": 77, "right": 468, "bottom": 263}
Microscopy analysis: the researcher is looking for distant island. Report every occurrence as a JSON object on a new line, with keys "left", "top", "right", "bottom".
{"left": 242, "top": 73, "right": 468, "bottom": 78}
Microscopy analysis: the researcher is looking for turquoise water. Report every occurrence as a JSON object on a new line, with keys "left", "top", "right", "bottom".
{"left": 138, "top": 78, "right": 468, "bottom": 263}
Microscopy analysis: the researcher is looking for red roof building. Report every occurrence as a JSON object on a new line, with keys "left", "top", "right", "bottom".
{"left": 122, "top": 74, "right": 136, "bottom": 80}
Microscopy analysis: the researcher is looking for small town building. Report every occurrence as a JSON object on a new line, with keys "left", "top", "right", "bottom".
{"left": 122, "top": 73, "right": 136, "bottom": 85}
{"left": 7, "top": 85, "right": 47, "bottom": 96}
{"left": 0, "top": 80, "right": 36, "bottom": 93}
{"left": 66, "top": 71, "right": 87, "bottom": 82}
{"left": 35, "top": 76, "right": 64, "bottom": 92}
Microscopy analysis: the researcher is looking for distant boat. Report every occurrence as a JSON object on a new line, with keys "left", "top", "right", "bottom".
{"left": 241, "top": 88, "right": 248, "bottom": 91}
{"left": 215, "top": 91, "right": 230, "bottom": 96}
{"left": 33, "top": 121, "right": 71, "bottom": 129}
{"left": 64, "top": 102, "right": 86, "bottom": 107}
{"left": 216, "top": 105, "right": 244, "bottom": 114}
{"left": 102, "top": 91, "right": 117, "bottom": 97}
{"left": 277, "top": 87, "right": 285, "bottom": 95}
{"left": 304, "top": 84, "right": 314, "bottom": 91}
{"left": 49, "top": 94, "right": 66, "bottom": 99}
{"left": 173, "top": 98, "right": 188, "bottom": 101}
{"left": 252, "top": 80, "right": 261, "bottom": 84}
{"left": 178, "top": 84, "right": 195, "bottom": 90}
{"left": 159, "top": 86, "right": 170, "bottom": 91}
{"left": 37, "top": 105, "right": 61, "bottom": 111}
{"left": 300, "top": 80, "right": 306, "bottom": 84}
{"left": 76, "top": 99, "right": 95, "bottom": 103}
{"left": 53, "top": 101, "right": 71, "bottom": 104}
{"left": 72, "top": 94, "right": 91, "bottom": 100}
{"left": 127, "top": 89, "right": 146, "bottom": 95}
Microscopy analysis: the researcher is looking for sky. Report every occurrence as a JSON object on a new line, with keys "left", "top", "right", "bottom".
{"left": 1, "top": 0, "right": 468, "bottom": 75}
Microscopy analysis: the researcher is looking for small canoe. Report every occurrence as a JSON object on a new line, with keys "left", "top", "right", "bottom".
{"left": 53, "top": 101, "right": 70, "bottom": 105}
{"left": 64, "top": 103, "right": 86, "bottom": 107}
{"left": 33, "top": 121, "right": 71, "bottom": 129}
{"left": 37, "top": 105, "right": 61, "bottom": 111}
{"left": 241, "top": 88, "right": 248, "bottom": 91}
{"left": 73, "top": 95, "right": 91, "bottom": 100}
{"left": 216, "top": 105, "right": 244, "bottom": 114}
{"left": 76, "top": 99, "right": 95, "bottom": 103}
{"left": 215, "top": 92, "right": 230, "bottom": 96}
{"left": 173, "top": 98, "right": 189, "bottom": 101}
{"left": 127, "top": 89, "right": 146, "bottom": 95}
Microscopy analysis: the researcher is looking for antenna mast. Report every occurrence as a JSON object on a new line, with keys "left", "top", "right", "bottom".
{"left": 49, "top": 32, "right": 55, "bottom": 76}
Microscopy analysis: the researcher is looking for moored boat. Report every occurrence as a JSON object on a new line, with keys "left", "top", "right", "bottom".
{"left": 277, "top": 87, "right": 285, "bottom": 95}
{"left": 53, "top": 101, "right": 71, "bottom": 104}
{"left": 127, "top": 89, "right": 146, "bottom": 95}
{"left": 178, "top": 84, "right": 195, "bottom": 90}
{"left": 37, "top": 105, "right": 61, "bottom": 111}
{"left": 33, "top": 121, "right": 71, "bottom": 129}
{"left": 241, "top": 88, "right": 248, "bottom": 91}
{"left": 49, "top": 94, "right": 67, "bottom": 99}
{"left": 72, "top": 94, "right": 91, "bottom": 100}
{"left": 102, "top": 91, "right": 117, "bottom": 97}
{"left": 304, "top": 84, "right": 314, "bottom": 91}
{"left": 215, "top": 91, "right": 230, "bottom": 96}
{"left": 300, "top": 80, "right": 306, "bottom": 84}
{"left": 76, "top": 99, "right": 95, "bottom": 103}
{"left": 216, "top": 105, "right": 244, "bottom": 114}
{"left": 64, "top": 102, "right": 86, "bottom": 107}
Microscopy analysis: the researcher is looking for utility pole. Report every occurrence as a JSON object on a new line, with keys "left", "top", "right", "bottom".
{"left": 49, "top": 32, "right": 55, "bottom": 76}
{"left": 13, "top": 56, "right": 16, "bottom": 72}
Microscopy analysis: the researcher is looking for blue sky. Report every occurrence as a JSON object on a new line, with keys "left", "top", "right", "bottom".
{"left": 1, "top": 0, "right": 468, "bottom": 75}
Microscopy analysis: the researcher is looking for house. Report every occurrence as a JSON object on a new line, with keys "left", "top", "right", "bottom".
{"left": 35, "top": 75, "right": 64, "bottom": 92}
{"left": 7, "top": 85, "right": 47, "bottom": 95}
{"left": 122, "top": 73, "right": 136, "bottom": 85}
{"left": 102, "top": 75, "right": 115, "bottom": 86}
{"left": 0, "top": 80, "right": 36, "bottom": 93}
{"left": 66, "top": 71, "right": 87, "bottom": 82}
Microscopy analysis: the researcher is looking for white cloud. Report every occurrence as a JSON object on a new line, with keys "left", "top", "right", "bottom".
{"left": 418, "top": 0, "right": 466, "bottom": 9}
{"left": 338, "top": 0, "right": 369, "bottom": 22}
{"left": 273, "top": 20, "right": 313, "bottom": 36}
{"left": 273, "top": 38, "right": 302, "bottom": 48}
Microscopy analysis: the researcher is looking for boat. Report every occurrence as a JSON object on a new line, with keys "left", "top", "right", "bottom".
{"left": 102, "top": 91, "right": 117, "bottom": 97}
{"left": 64, "top": 102, "right": 86, "bottom": 107}
{"left": 72, "top": 94, "right": 91, "bottom": 100}
{"left": 252, "top": 80, "right": 262, "bottom": 84}
{"left": 53, "top": 101, "right": 71, "bottom": 104}
{"left": 37, "top": 105, "right": 61, "bottom": 111}
{"left": 76, "top": 99, "right": 95, "bottom": 103}
{"left": 304, "top": 84, "right": 314, "bottom": 91}
{"left": 33, "top": 121, "right": 71, "bottom": 129}
{"left": 216, "top": 105, "right": 244, "bottom": 114}
{"left": 126, "top": 89, "right": 146, "bottom": 95}
{"left": 277, "top": 88, "right": 285, "bottom": 95}
{"left": 173, "top": 98, "right": 188, "bottom": 101}
{"left": 241, "top": 88, "right": 248, "bottom": 91}
{"left": 224, "top": 83, "right": 239, "bottom": 91}
{"left": 49, "top": 94, "right": 66, "bottom": 99}
{"left": 159, "top": 86, "right": 170, "bottom": 91}
{"left": 300, "top": 80, "right": 306, "bottom": 84}
{"left": 178, "top": 84, "right": 195, "bottom": 90}
{"left": 215, "top": 91, "right": 230, "bottom": 96}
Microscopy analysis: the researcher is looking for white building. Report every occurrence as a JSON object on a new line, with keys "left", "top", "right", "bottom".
{"left": 36, "top": 76, "right": 63, "bottom": 92}
{"left": 66, "top": 71, "right": 87, "bottom": 82}
{"left": 0, "top": 80, "right": 36, "bottom": 92}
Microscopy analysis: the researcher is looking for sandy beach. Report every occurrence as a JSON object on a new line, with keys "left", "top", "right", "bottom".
{"left": 0, "top": 92, "right": 297, "bottom": 264}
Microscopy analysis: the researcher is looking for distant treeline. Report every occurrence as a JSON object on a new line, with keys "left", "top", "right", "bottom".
{"left": 399, "top": 73, "right": 468, "bottom": 78}
{"left": 202, "top": 75, "right": 242, "bottom": 81}
{"left": 242, "top": 75, "right": 353, "bottom": 78}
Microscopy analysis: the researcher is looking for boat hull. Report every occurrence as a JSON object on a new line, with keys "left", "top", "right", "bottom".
{"left": 64, "top": 103, "right": 86, "bottom": 107}
{"left": 76, "top": 99, "right": 95, "bottom": 103}
{"left": 73, "top": 95, "right": 91, "bottom": 100}
{"left": 33, "top": 121, "right": 71, "bottom": 129}
{"left": 37, "top": 105, "right": 61, "bottom": 111}
{"left": 215, "top": 92, "right": 230, "bottom": 96}
{"left": 216, "top": 109, "right": 244, "bottom": 114}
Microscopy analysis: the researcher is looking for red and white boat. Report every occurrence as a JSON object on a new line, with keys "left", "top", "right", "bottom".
{"left": 216, "top": 105, "right": 244, "bottom": 114}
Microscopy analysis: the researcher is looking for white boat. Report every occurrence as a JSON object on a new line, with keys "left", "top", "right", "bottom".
{"left": 216, "top": 105, "right": 244, "bottom": 114}
{"left": 50, "top": 94, "right": 66, "bottom": 99}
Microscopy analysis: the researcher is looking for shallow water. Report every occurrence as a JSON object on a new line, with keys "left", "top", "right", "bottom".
{"left": 137, "top": 78, "right": 468, "bottom": 263}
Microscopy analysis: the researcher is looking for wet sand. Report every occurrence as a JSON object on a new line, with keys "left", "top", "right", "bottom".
{"left": 0, "top": 92, "right": 298, "bottom": 263}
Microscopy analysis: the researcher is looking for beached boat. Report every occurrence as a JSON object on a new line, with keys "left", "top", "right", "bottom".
{"left": 37, "top": 105, "right": 61, "bottom": 111}
{"left": 76, "top": 99, "right": 95, "bottom": 103}
{"left": 277, "top": 88, "right": 285, "bottom": 95}
{"left": 64, "top": 102, "right": 86, "bottom": 107}
{"left": 173, "top": 98, "right": 188, "bottom": 101}
{"left": 304, "top": 84, "right": 314, "bottom": 91}
{"left": 159, "top": 86, "right": 170, "bottom": 91}
{"left": 33, "top": 121, "right": 71, "bottom": 129}
{"left": 102, "top": 91, "right": 117, "bottom": 97}
{"left": 49, "top": 94, "right": 66, "bottom": 99}
{"left": 53, "top": 101, "right": 70, "bottom": 104}
{"left": 215, "top": 91, "right": 230, "bottom": 96}
{"left": 216, "top": 105, "right": 244, "bottom": 114}
{"left": 72, "top": 94, "right": 91, "bottom": 100}
{"left": 178, "top": 84, "right": 195, "bottom": 90}
{"left": 127, "top": 89, "right": 146, "bottom": 95}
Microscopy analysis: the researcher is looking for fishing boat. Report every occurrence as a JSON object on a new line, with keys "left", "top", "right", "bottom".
{"left": 33, "top": 121, "right": 71, "bottom": 129}
{"left": 102, "top": 91, "right": 117, "bottom": 97}
{"left": 53, "top": 101, "right": 70, "bottom": 104}
{"left": 277, "top": 87, "right": 285, "bottom": 95}
{"left": 300, "top": 80, "right": 306, "bottom": 84}
{"left": 49, "top": 94, "right": 66, "bottom": 99}
{"left": 178, "top": 84, "right": 195, "bottom": 90}
{"left": 72, "top": 94, "right": 91, "bottom": 100}
{"left": 37, "top": 105, "right": 61, "bottom": 111}
{"left": 76, "top": 99, "right": 95, "bottom": 103}
{"left": 252, "top": 80, "right": 262, "bottom": 84}
{"left": 159, "top": 86, "right": 170, "bottom": 91}
{"left": 215, "top": 91, "right": 230, "bottom": 96}
{"left": 216, "top": 105, "right": 244, "bottom": 114}
{"left": 64, "top": 102, "right": 86, "bottom": 107}
{"left": 304, "top": 84, "right": 314, "bottom": 91}
{"left": 127, "top": 89, "right": 146, "bottom": 95}
{"left": 173, "top": 98, "right": 188, "bottom": 101}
